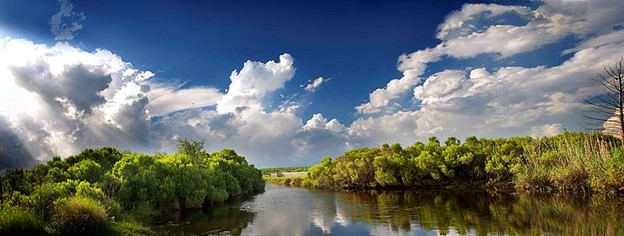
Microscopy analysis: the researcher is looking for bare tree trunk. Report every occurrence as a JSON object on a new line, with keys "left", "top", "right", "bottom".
{"left": 584, "top": 57, "right": 624, "bottom": 147}
{"left": 617, "top": 60, "right": 624, "bottom": 142}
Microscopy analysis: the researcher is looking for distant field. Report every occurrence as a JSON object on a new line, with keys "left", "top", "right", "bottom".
{"left": 261, "top": 166, "right": 309, "bottom": 175}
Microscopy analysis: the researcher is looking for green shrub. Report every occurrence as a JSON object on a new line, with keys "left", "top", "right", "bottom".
{"left": 75, "top": 181, "right": 122, "bottom": 217}
{"left": 51, "top": 196, "right": 109, "bottom": 236}
{"left": 30, "top": 181, "right": 75, "bottom": 219}
{"left": 0, "top": 207, "right": 46, "bottom": 235}
{"left": 109, "top": 221, "right": 150, "bottom": 236}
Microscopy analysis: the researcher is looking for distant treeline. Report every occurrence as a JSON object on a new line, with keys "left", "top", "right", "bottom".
{"left": 294, "top": 132, "right": 623, "bottom": 194}
{"left": 261, "top": 166, "right": 309, "bottom": 175}
{"left": 0, "top": 139, "right": 264, "bottom": 235}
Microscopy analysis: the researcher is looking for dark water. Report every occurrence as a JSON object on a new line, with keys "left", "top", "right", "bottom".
{"left": 153, "top": 184, "right": 624, "bottom": 235}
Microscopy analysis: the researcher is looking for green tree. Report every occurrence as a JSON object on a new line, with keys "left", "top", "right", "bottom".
{"left": 177, "top": 138, "right": 206, "bottom": 162}
{"left": 68, "top": 160, "right": 102, "bottom": 183}
{"left": 307, "top": 156, "right": 335, "bottom": 189}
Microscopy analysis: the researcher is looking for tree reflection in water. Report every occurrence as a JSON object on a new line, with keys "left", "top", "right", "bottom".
{"left": 149, "top": 185, "right": 624, "bottom": 236}
{"left": 335, "top": 189, "right": 624, "bottom": 236}
{"left": 151, "top": 194, "right": 256, "bottom": 236}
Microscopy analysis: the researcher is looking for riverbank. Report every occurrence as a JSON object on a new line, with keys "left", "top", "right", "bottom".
{"left": 291, "top": 132, "right": 624, "bottom": 195}
{"left": 264, "top": 175, "right": 307, "bottom": 187}
{"left": 266, "top": 176, "right": 517, "bottom": 192}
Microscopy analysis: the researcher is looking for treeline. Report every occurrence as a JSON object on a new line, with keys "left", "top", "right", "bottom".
{"left": 260, "top": 166, "right": 309, "bottom": 175}
{"left": 0, "top": 139, "right": 264, "bottom": 235}
{"left": 302, "top": 132, "right": 624, "bottom": 194}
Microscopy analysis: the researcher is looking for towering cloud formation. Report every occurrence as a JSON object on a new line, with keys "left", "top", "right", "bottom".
{"left": 216, "top": 54, "right": 295, "bottom": 114}
{"left": 0, "top": 39, "right": 155, "bottom": 166}
{"left": 152, "top": 54, "right": 346, "bottom": 166}
{"left": 0, "top": 39, "right": 346, "bottom": 167}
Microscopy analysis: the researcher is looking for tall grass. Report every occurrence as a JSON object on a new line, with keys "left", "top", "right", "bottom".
{"left": 517, "top": 132, "right": 624, "bottom": 194}
{"left": 0, "top": 206, "right": 47, "bottom": 235}
{"left": 50, "top": 196, "right": 109, "bottom": 236}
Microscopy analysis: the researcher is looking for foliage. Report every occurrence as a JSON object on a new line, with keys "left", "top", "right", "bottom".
{"left": 264, "top": 176, "right": 308, "bottom": 187}
{"left": 51, "top": 196, "right": 109, "bottom": 236}
{"left": 307, "top": 156, "right": 334, "bottom": 188}
{"left": 302, "top": 132, "right": 624, "bottom": 194}
{"left": 108, "top": 221, "right": 150, "bottom": 236}
{"left": 176, "top": 138, "right": 205, "bottom": 162}
{"left": 0, "top": 140, "right": 265, "bottom": 235}
{"left": 261, "top": 166, "right": 309, "bottom": 175}
{"left": 0, "top": 206, "right": 47, "bottom": 235}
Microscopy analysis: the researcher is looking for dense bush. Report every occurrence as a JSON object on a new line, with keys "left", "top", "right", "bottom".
{"left": 304, "top": 132, "right": 624, "bottom": 194}
{"left": 113, "top": 148, "right": 263, "bottom": 210}
{"left": 0, "top": 139, "right": 265, "bottom": 235}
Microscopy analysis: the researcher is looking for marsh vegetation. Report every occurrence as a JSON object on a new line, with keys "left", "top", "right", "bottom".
{"left": 277, "top": 132, "right": 624, "bottom": 195}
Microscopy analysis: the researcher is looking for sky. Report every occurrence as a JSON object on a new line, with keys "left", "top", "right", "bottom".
{"left": 0, "top": 0, "right": 623, "bottom": 169}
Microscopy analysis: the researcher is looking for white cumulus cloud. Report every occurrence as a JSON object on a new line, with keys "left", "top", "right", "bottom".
{"left": 304, "top": 77, "right": 329, "bottom": 92}
{"left": 357, "top": 1, "right": 595, "bottom": 116}
{"left": 531, "top": 123, "right": 564, "bottom": 138}
{"left": 216, "top": 53, "right": 295, "bottom": 114}
{"left": 351, "top": 0, "right": 624, "bottom": 148}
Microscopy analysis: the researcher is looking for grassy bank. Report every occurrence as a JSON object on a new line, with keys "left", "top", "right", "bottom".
{"left": 264, "top": 176, "right": 308, "bottom": 187}
{"left": 0, "top": 140, "right": 264, "bottom": 235}
{"left": 0, "top": 199, "right": 149, "bottom": 236}
{"left": 294, "top": 132, "right": 623, "bottom": 195}
{"left": 260, "top": 166, "right": 309, "bottom": 175}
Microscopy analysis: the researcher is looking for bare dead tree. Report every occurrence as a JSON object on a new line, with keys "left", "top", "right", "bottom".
{"left": 583, "top": 57, "right": 624, "bottom": 144}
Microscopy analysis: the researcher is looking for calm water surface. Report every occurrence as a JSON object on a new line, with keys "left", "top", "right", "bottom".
{"left": 153, "top": 184, "right": 624, "bottom": 235}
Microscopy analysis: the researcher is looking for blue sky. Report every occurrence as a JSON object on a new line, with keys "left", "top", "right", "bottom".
{"left": 1, "top": 0, "right": 530, "bottom": 123}
{"left": 0, "top": 0, "right": 623, "bottom": 168}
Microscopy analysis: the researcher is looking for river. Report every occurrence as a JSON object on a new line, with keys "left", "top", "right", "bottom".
{"left": 152, "top": 183, "right": 624, "bottom": 235}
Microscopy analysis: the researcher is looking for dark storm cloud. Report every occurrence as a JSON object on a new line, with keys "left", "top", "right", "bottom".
{"left": 10, "top": 61, "right": 111, "bottom": 115}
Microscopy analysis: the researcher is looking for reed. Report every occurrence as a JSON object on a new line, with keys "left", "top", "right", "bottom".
{"left": 517, "top": 132, "right": 623, "bottom": 194}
